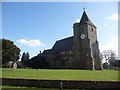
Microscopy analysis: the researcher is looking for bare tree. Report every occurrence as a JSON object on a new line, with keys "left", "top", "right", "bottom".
{"left": 101, "top": 50, "right": 118, "bottom": 69}
{"left": 101, "top": 50, "right": 116, "bottom": 63}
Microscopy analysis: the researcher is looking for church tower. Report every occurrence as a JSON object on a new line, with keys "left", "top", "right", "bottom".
{"left": 73, "top": 10, "right": 102, "bottom": 70}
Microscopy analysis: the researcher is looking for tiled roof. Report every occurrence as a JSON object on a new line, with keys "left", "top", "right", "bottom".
{"left": 42, "top": 49, "right": 53, "bottom": 55}
{"left": 52, "top": 36, "right": 73, "bottom": 52}
{"left": 80, "top": 11, "right": 96, "bottom": 27}
{"left": 43, "top": 36, "right": 73, "bottom": 55}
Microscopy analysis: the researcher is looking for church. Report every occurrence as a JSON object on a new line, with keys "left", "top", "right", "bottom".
{"left": 39, "top": 10, "right": 102, "bottom": 70}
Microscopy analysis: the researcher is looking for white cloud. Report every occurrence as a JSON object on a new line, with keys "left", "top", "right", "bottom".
{"left": 99, "top": 36, "right": 118, "bottom": 56}
{"left": 106, "top": 13, "right": 119, "bottom": 21}
{"left": 17, "top": 38, "right": 45, "bottom": 47}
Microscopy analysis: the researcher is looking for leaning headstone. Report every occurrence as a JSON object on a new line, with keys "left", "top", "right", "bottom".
{"left": 12, "top": 62, "right": 17, "bottom": 70}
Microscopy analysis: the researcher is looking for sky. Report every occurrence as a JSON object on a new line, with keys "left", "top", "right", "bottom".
{"left": 2, "top": 1, "right": 119, "bottom": 59}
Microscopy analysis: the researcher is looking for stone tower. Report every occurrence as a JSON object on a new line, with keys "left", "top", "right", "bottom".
{"left": 73, "top": 10, "right": 102, "bottom": 70}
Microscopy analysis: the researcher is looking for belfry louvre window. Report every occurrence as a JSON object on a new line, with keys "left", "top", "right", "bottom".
{"left": 91, "top": 28, "right": 93, "bottom": 32}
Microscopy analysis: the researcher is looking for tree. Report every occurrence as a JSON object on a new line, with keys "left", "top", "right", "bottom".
{"left": 101, "top": 50, "right": 116, "bottom": 63}
{"left": 26, "top": 52, "right": 29, "bottom": 61}
{"left": 21, "top": 52, "right": 25, "bottom": 63}
{"left": 0, "top": 39, "right": 2, "bottom": 68}
{"left": 2, "top": 38, "right": 21, "bottom": 65}
{"left": 101, "top": 50, "right": 118, "bottom": 69}
{"left": 118, "top": 60, "right": 120, "bottom": 69}
{"left": 21, "top": 52, "right": 29, "bottom": 67}
{"left": 103, "top": 62, "right": 109, "bottom": 69}
{"left": 109, "top": 59, "right": 118, "bottom": 67}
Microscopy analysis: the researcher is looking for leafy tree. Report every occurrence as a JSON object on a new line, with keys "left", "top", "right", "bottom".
{"left": 0, "top": 39, "right": 2, "bottom": 68}
{"left": 21, "top": 52, "right": 25, "bottom": 63}
{"left": 2, "top": 38, "right": 21, "bottom": 64}
{"left": 103, "top": 62, "right": 108, "bottom": 69}
{"left": 21, "top": 52, "right": 29, "bottom": 67}
{"left": 26, "top": 52, "right": 29, "bottom": 61}
{"left": 118, "top": 60, "right": 120, "bottom": 68}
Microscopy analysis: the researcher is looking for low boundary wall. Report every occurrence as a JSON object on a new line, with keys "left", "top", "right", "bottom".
{"left": 2, "top": 78, "right": 120, "bottom": 89}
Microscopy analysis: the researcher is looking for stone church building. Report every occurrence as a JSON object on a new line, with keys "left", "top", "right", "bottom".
{"left": 40, "top": 10, "right": 102, "bottom": 70}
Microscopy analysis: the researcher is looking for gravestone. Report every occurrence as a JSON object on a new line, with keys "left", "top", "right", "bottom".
{"left": 12, "top": 62, "right": 17, "bottom": 70}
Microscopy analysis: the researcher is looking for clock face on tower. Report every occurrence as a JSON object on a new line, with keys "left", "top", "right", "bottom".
{"left": 80, "top": 34, "right": 85, "bottom": 39}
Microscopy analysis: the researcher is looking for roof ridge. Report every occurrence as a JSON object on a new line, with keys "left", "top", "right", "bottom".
{"left": 56, "top": 36, "right": 73, "bottom": 42}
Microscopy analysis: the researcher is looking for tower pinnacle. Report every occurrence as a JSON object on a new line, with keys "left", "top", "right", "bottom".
{"left": 80, "top": 10, "right": 96, "bottom": 27}
{"left": 83, "top": 7, "right": 85, "bottom": 11}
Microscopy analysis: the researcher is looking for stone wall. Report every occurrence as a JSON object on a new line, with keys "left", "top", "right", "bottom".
{"left": 2, "top": 78, "right": 120, "bottom": 89}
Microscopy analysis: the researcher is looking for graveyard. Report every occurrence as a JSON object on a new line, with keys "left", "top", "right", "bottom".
{"left": 2, "top": 2, "right": 119, "bottom": 89}
{"left": 1, "top": 68, "right": 119, "bottom": 89}
{"left": 2, "top": 68, "right": 119, "bottom": 81}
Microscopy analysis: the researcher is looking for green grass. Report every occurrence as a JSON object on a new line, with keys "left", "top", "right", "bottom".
{"left": 1, "top": 86, "right": 89, "bottom": 90}
{"left": 1, "top": 86, "right": 60, "bottom": 90}
{"left": 1, "top": 68, "right": 119, "bottom": 81}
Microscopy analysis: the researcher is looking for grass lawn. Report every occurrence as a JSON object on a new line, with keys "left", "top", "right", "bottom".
{"left": 1, "top": 86, "right": 60, "bottom": 90}
{"left": 1, "top": 68, "right": 119, "bottom": 81}
{"left": 1, "top": 86, "right": 90, "bottom": 90}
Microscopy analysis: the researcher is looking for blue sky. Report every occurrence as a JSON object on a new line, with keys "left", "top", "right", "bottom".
{"left": 2, "top": 2, "right": 118, "bottom": 59}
